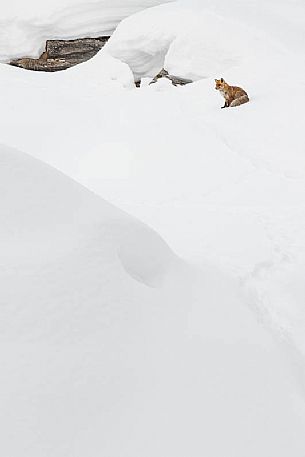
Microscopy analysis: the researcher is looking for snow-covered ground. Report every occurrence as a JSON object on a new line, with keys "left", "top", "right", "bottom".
{"left": 1, "top": 0, "right": 305, "bottom": 455}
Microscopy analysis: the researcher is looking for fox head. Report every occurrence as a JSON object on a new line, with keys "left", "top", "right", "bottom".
{"left": 215, "top": 78, "right": 227, "bottom": 91}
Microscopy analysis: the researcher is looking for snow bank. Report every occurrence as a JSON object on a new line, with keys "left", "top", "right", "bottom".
{"left": 0, "top": 0, "right": 173, "bottom": 61}
{"left": 0, "top": 143, "right": 177, "bottom": 286}
{"left": 105, "top": 0, "right": 289, "bottom": 80}
{"left": 1, "top": 143, "right": 305, "bottom": 456}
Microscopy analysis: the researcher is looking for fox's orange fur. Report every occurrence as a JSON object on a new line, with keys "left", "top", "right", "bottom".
{"left": 215, "top": 78, "right": 249, "bottom": 108}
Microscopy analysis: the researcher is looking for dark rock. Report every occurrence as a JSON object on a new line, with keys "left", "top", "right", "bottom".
{"left": 10, "top": 37, "right": 110, "bottom": 72}
{"left": 46, "top": 37, "right": 109, "bottom": 58}
{"left": 150, "top": 69, "right": 193, "bottom": 86}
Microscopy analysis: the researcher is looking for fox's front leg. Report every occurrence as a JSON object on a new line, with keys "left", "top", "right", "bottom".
{"left": 221, "top": 100, "right": 229, "bottom": 109}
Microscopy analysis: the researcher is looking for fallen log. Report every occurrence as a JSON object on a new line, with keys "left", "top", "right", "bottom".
{"left": 10, "top": 37, "right": 109, "bottom": 72}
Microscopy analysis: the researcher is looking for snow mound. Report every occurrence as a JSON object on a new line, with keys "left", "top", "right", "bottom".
{"left": 0, "top": 143, "right": 176, "bottom": 287}
{"left": 1, "top": 144, "right": 305, "bottom": 455}
{"left": 105, "top": 0, "right": 283, "bottom": 80}
{"left": 0, "top": 0, "right": 173, "bottom": 61}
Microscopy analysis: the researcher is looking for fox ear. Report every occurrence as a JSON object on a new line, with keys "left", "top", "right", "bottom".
{"left": 220, "top": 78, "right": 224, "bottom": 83}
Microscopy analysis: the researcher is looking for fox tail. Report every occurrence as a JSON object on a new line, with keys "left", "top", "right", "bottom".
{"left": 230, "top": 95, "right": 249, "bottom": 107}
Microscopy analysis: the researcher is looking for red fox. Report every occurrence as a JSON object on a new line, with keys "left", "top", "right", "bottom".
{"left": 215, "top": 78, "right": 249, "bottom": 108}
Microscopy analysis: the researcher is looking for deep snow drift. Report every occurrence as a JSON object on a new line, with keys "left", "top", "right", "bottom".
{"left": 1, "top": 143, "right": 305, "bottom": 456}
{"left": 106, "top": 0, "right": 305, "bottom": 80}
{"left": 0, "top": 0, "right": 172, "bottom": 61}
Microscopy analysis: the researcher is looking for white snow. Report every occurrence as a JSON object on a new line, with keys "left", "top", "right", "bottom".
{"left": 1, "top": 143, "right": 305, "bottom": 456}
{"left": 1, "top": 0, "right": 305, "bottom": 455}
{"left": 0, "top": 0, "right": 173, "bottom": 61}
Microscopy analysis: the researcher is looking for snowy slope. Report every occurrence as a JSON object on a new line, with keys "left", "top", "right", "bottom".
{"left": 1, "top": 143, "right": 305, "bottom": 456}
{"left": 0, "top": 0, "right": 173, "bottom": 61}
